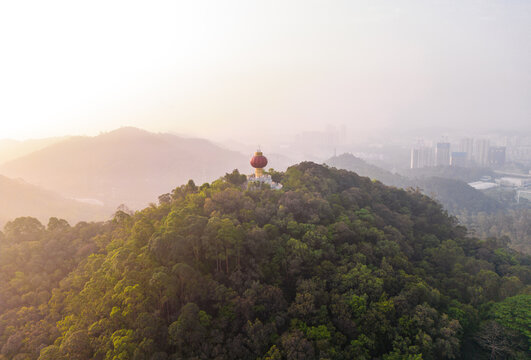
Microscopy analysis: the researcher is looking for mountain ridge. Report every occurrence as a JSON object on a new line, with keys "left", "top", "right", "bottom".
{"left": 0, "top": 136, "right": 69, "bottom": 164}
{"left": 0, "top": 127, "right": 250, "bottom": 209}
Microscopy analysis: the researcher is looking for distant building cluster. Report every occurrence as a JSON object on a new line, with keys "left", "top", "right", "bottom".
{"left": 504, "top": 136, "right": 531, "bottom": 165}
{"left": 469, "top": 173, "right": 531, "bottom": 204}
{"left": 410, "top": 138, "right": 506, "bottom": 169}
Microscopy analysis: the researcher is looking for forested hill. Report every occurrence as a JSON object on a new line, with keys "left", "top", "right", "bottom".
{"left": 1, "top": 163, "right": 530, "bottom": 359}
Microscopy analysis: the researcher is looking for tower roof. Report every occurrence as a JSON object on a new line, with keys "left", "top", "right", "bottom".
{"left": 250, "top": 151, "right": 268, "bottom": 169}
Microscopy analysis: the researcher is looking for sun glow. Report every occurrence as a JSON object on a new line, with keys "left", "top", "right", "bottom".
{"left": 0, "top": 1, "right": 529, "bottom": 140}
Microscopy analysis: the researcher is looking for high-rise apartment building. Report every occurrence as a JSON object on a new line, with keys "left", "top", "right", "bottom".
{"left": 488, "top": 146, "right": 506, "bottom": 167}
{"left": 459, "top": 138, "right": 474, "bottom": 161}
{"left": 436, "top": 143, "right": 451, "bottom": 166}
{"left": 410, "top": 147, "right": 435, "bottom": 169}
{"left": 474, "top": 139, "right": 490, "bottom": 166}
{"left": 410, "top": 148, "right": 420, "bottom": 169}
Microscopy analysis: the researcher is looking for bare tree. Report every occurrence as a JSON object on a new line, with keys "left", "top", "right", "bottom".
{"left": 475, "top": 321, "right": 513, "bottom": 360}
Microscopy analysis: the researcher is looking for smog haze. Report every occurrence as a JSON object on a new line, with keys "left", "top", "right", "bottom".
{"left": 0, "top": 0, "right": 530, "bottom": 144}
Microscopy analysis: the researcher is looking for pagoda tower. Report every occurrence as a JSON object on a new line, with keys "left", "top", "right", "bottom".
{"left": 247, "top": 149, "right": 282, "bottom": 190}
{"left": 250, "top": 150, "right": 268, "bottom": 178}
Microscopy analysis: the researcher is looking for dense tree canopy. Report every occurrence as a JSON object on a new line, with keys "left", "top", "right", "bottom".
{"left": 0, "top": 163, "right": 530, "bottom": 359}
{"left": 326, "top": 154, "right": 531, "bottom": 255}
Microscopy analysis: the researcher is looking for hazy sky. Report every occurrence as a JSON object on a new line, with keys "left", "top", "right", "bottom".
{"left": 0, "top": 0, "right": 530, "bottom": 141}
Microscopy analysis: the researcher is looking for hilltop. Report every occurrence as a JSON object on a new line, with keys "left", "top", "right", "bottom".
{"left": 0, "top": 163, "right": 529, "bottom": 359}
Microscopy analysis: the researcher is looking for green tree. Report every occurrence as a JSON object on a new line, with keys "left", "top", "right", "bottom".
{"left": 168, "top": 303, "right": 208, "bottom": 357}
{"left": 60, "top": 330, "right": 92, "bottom": 360}
{"left": 493, "top": 295, "right": 531, "bottom": 351}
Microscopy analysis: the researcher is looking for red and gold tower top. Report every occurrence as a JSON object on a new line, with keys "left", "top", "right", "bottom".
{"left": 250, "top": 150, "right": 268, "bottom": 177}
{"left": 247, "top": 149, "right": 282, "bottom": 189}
{"left": 250, "top": 151, "right": 268, "bottom": 169}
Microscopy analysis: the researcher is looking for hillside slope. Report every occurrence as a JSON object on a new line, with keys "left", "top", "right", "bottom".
{"left": 0, "top": 175, "right": 110, "bottom": 227}
{"left": 329, "top": 154, "right": 528, "bottom": 255}
{"left": 325, "top": 153, "right": 409, "bottom": 187}
{"left": 0, "top": 137, "right": 67, "bottom": 164}
{"left": 326, "top": 153, "right": 504, "bottom": 215}
{"left": 1, "top": 127, "right": 249, "bottom": 209}
{"left": 416, "top": 177, "right": 503, "bottom": 214}
{"left": 0, "top": 163, "right": 529, "bottom": 359}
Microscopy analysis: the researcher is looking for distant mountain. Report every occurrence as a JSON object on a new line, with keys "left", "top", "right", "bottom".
{"left": 1, "top": 127, "right": 250, "bottom": 208}
{"left": 0, "top": 175, "right": 109, "bottom": 227}
{"left": 325, "top": 153, "right": 409, "bottom": 187}
{"left": 0, "top": 137, "right": 67, "bottom": 164}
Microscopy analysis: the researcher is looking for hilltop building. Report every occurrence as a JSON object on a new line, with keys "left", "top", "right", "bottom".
{"left": 247, "top": 150, "right": 283, "bottom": 190}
